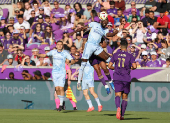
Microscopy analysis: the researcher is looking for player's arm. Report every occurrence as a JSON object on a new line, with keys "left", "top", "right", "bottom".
{"left": 108, "top": 61, "right": 115, "bottom": 70}
{"left": 106, "top": 30, "right": 119, "bottom": 37}
{"left": 67, "top": 25, "right": 89, "bottom": 36}
{"left": 131, "top": 62, "right": 137, "bottom": 70}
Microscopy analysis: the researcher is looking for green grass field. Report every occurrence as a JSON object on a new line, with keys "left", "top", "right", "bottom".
{"left": 0, "top": 109, "right": 170, "bottom": 123}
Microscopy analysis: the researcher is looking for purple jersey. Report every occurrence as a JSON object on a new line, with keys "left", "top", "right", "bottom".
{"left": 31, "top": 23, "right": 48, "bottom": 31}
{"left": 146, "top": 32, "right": 152, "bottom": 42}
{"left": 155, "top": 42, "right": 162, "bottom": 49}
{"left": 111, "top": 50, "right": 135, "bottom": 82}
{"left": 140, "top": 59, "right": 150, "bottom": 67}
{"left": 146, "top": 59, "right": 162, "bottom": 67}
{"left": 0, "top": 36, "right": 5, "bottom": 44}
{"left": 107, "top": 8, "right": 117, "bottom": 15}
{"left": 129, "top": 50, "right": 139, "bottom": 59}
{"left": 51, "top": 8, "right": 64, "bottom": 15}
{"left": 32, "top": 32, "right": 44, "bottom": 43}
{"left": 9, "top": 38, "right": 21, "bottom": 45}
{"left": 34, "top": 14, "right": 46, "bottom": 22}
{"left": 3, "top": 39, "right": 11, "bottom": 49}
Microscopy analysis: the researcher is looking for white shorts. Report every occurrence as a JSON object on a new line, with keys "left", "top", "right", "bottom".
{"left": 82, "top": 42, "right": 103, "bottom": 59}
{"left": 52, "top": 73, "right": 66, "bottom": 87}
{"left": 82, "top": 79, "right": 94, "bottom": 90}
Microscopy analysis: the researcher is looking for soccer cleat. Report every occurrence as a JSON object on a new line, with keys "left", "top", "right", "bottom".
{"left": 98, "top": 105, "right": 103, "bottom": 112}
{"left": 120, "top": 116, "right": 124, "bottom": 120}
{"left": 58, "top": 106, "right": 62, "bottom": 112}
{"left": 62, "top": 101, "right": 66, "bottom": 110}
{"left": 87, "top": 106, "right": 94, "bottom": 112}
{"left": 73, "top": 107, "right": 78, "bottom": 110}
{"left": 106, "top": 88, "right": 111, "bottom": 95}
{"left": 109, "top": 80, "right": 115, "bottom": 90}
{"left": 116, "top": 107, "right": 121, "bottom": 119}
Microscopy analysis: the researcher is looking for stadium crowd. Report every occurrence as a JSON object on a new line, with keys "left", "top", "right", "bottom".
{"left": 1, "top": 0, "right": 170, "bottom": 80}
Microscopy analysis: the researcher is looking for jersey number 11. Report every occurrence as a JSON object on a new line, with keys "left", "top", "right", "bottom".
{"left": 118, "top": 58, "right": 125, "bottom": 67}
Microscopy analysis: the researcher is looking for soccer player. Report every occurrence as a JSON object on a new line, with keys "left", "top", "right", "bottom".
{"left": 39, "top": 41, "right": 76, "bottom": 111}
{"left": 89, "top": 37, "right": 115, "bottom": 94}
{"left": 82, "top": 61, "right": 103, "bottom": 112}
{"left": 72, "top": 12, "right": 118, "bottom": 90}
{"left": 108, "top": 39, "right": 137, "bottom": 120}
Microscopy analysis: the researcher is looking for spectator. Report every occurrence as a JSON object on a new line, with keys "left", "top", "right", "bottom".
{"left": 33, "top": 2, "right": 40, "bottom": 16}
{"left": 44, "top": 15, "right": 51, "bottom": 25}
{"left": 42, "top": 0, "right": 52, "bottom": 16}
{"left": 31, "top": 48, "right": 39, "bottom": 63}
{"left": 107, "top": 22, "right": 114, "bottom": 33}
{"left": 89, "top": 10, "right": 100, "bottom": 23}
{"left": 9, "top": 30, "right": 22, "bottom": 46}
{"left": 3, "top": 54, "right": 18, "bottom": 66}
{"left": 126, "top": 35, "right": 132, "bottom": 50}
{"left": 128, "top": 1, "right": 140, "bottom": 16}
{"left": 22, "top": 70, "right": 33, "bottom": 80}
{"left": 14, "top": 8, "right": 20, "bottom": 23}
{"left": 0, "top": 17, "right": 7, "bottom": 29}
{"left": 129, "top": 44, "right": 141, "bottom": 59}
{"left": 146, "top": 42, "right": 158, "bottom": 55}
{"left": 141, "top": 9, "right": 150, "bottom": 27}
{"left": 143, "top": 26, "right": 157, "bottom": 44}
{"left": 70, "top": 46, "right": 77, "bottom": 58}
{"left": 8, "top": 17, "right": 15, "bottom": 25}
{"left": 21, "top": 55, "right": 36, "bottom": 66}
{"left": 126, "top": 21, "right": 136, "bottom": 38}
{"left": 83, "top": 3, "right": 93, "bottom": 21}
{"left": 64, "top": 3, "right": 72, "bottom": 16}
{"left": 147, "top": 11, "right": 157, "bottom": 27}
{"left": 114, "top": 9, "right": 127, "bottom": 24}
{"left": 51, "top": 1, "right": 64, "bottom": 18}
{"left": 34, "top": 7, "right": 45, "bottom": 22}
{"left": 128, "top": 8, "right": 140, "bottom": 23}
{"left": 3, "top": 32, "right": 12, "bottom": 50}
{"left": 6, "top": 24, "right": 14, "bottom": 34}
{"left": 114, "top": 0, "right": 126, "bottom": 12}
{"left": 12, "top": 2, "right": 24, "bottom": 16}
{"left": 28, "top": 23, "right": 44, "bottom": 44}
{"left": 74, "top": 32, "right": 83, "bottom": 51}
{"left": 9, "top": 72, "right": 15, "bottom": 80}
{"left": 144, "top": 0, "right": 157, "bottom": 10}
{"left": 93, "top": 0, "right": 102, "bottom": 13}
{"left": 43, "top": 25, "right": 54, "bottom": 45}
{"left": 119, "top": 17, "right": 129, "bottom": 29}
{"left": 162, "top": 58, "right": 170, "bottom": 68}
{"left": 14, "top": 15, "right": 30, "bottom": 33}
{"left": 28, "top": 10, "right": 36, "bottom": 26}
{"left": 23, "top": 2, "right": 33, "bottom": 21}
{"left": 146, "top": 51, "right": 162, "bottom": 67}
{"left": 15, "top": 49, "right": 25, "bottom": 64}
{"left": 74, "top": 2, "right": 84, "bottom": 16}
{"left": 19, "top": 26, "right": 27, "bottom": 46}
{"left": 71, "top": 51, "right": 82, "bottom": 68}
{"left": 43, "top": 72, "right": 52, "bottom": 80}
{"left": 72, "top": 13, "right": 84, "bottom": 29}
{"left": 33, "top": 70, "right": 43, "bottom": 80}
{"left": 61, "top": 30, "right": 72, "bottom": 51}
{"left": 155, "top": 33, "right": 163, "bottom": 48}
{"left": 140, "top": 51, "right": 150, "bottom": 67}
{"left": 71, "top": 67, "right": 79, "bottom": 80}
{"left": 107, "top": 1, "right": 117, "bottom": 18}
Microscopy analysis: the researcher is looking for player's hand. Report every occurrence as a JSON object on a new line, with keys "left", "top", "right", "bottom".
{"left": 77, "top": 82, "right": 82, "bottom": 91}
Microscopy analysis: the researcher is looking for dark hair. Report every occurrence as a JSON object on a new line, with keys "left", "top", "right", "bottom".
{"left": 56, "top": 40, "right": 63, "bottom": 44}
{"left": 161, "top": 39, "right": 168, "bottom": 48}
{"left": 23, "top": 70, "right": 29, "bottom": 73}
{"left": 91, "top": 10, "right": 98, "bottom": 18}
{"left": 76, "top": 13, "right": 81, "bottom": 19}
{"left": 126, "top": 35, "right": 132, "bottom": 40}
{"left": 149, "top": 11, "right": 154, "bottom": 14}
{"left": 18, "top": 15, "right": 23, "bottom": 19}
{"left": 67, "top": 13, "right": 72, "bottom": 23}
{"left": 74, "top": 2, "right": 82, "bottom": 11}
{"left": 117, "top": 9, "right": 122, "bottom": 12}
{"left": 77, "top": 22, "right": 84, "bottom": 26}
{"left": 120, "top": 17, "right": 126, "bottom": 23}
{"left": 71, "top": 45, "right": 77, "bottom": 49}
{"left": 166, "top": 58, "right": 170, "bottom": 62}
{"left": 120, "top": 39, "right": 128, "bottom": 46}
{"left": 45, "top": 15, "right": 50, "bottom": 19}
{"left": 9, "top": 72, "right": 14, "bottom": 76}
{"left": 44, "top": 25, "right": 52, "bottom": 39}
{"left": 35, "top": 23, "right": 42, "bottom": 33}
{"left": 5, "top": 32, "right": 11, "bottom": 40}
{"left": 54, "top": 1, "right": 59, "bottom": 4}
{"left": 109, "top": 1, "right": 115, "bottom": 5}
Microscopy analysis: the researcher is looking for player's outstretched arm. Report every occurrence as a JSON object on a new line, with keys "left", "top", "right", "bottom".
{"left": 67, "top": 25, "right": 89, "bottom": 36}
{"left": 108, "top": 62, "right": 115, "bottom": 70}
{"left": 106, "top": 30, "right": 119, "bottom": 37}
{"left": 131, "top": 62, "right": 137, "bottom": 70}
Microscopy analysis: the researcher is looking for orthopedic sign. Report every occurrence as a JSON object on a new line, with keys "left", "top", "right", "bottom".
{"left": 0, "top": 80, "right": 170, "bottom": 112}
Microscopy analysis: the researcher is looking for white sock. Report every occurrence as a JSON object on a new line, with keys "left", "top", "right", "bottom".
{"left": 59, "top": 96, "right": 64, "bottom": 106}
{"left": 95, "top": 98, "right": 101, "bottom": 106}
{"left": 78, "top": 62, "right": 87, "bottom": 83}
{"left": 106, "top": 57, "right": 111, "bottom": 63}
{"left": 86, "top": 99, "right": 93, "bottom": 108}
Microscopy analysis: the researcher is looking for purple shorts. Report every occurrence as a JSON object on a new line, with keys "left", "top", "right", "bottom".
{"left": 89, "top": 54, "right": 105, "bottom": 66}
{"left": 114, "top": 81, "right": 131, "bottom": 94}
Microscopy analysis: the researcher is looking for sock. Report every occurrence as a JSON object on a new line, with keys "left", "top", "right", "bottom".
{"left": 115, "top": 96, "right": 120, "bottom": 108}
{"left": 95, "top": 98, "right": 101, "bottom": 106}
{"left": 69, "top": 99, "right": 76, "bottom": 108}
{"left": 121, "top": 100, "right": 128, "bottom": 116}
{"left": 99, "top": 75, "right": 107, "bottom": 86}
{"left": 106, "top": 57, "right": 111, "bottom": 63}
{"left": 55, "top": 99, "right": 60, "bottom": 109}
{"left": 105, "top": 73, "right": 111, "bottom": 81}
{"left": 59, "top": 96, "right": 64, "bottom": 106}
{"left": 86, "top": 99, "right": 93, "bottom": 108}
{"left": 78, "top": 62, "right": 87, "bottom": 83}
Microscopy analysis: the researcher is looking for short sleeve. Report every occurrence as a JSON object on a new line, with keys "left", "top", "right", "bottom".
{"left": 65, "top": 51, "right": 73, "bottom": 60}
{"left": 47, "top": 50, "right": 54, "bottom": 56}
{"left": 130, "top": 54, "right": 135, "bottom": 64}
{"left": 3, "top": 61, "right": 9, "bottom": 65}
{"left": 110, "top": 54, "right": 115, "bottom": 63}
{"left": 146, "top": 61, "right": 150, "bottom": 67}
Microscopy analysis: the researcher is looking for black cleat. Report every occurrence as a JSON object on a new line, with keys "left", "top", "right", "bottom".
{"left": 62, "top": 101, "right": 66, "bottom": 110}
{"left": 73, "top": 107, "right": 77, "bottom": 110}
{"left": 58, "top": 106, "right": 62, "bottom": 112}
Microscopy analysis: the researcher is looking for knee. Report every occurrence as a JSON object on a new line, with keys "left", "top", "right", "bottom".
{"left": 122, "top": 94, "right": 128, "bottom": 99}
{"left": 83, "top": 91, "right": 88, "bottom": 96}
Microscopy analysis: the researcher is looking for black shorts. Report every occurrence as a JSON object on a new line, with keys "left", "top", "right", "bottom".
{"left": 89, "top": 54, "right": 105, "bottom": 66}
{"left": 64, "top": 79, "right": 68, "bottom": 92}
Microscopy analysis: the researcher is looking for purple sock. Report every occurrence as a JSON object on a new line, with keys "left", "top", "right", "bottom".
{"left": 121, "top": 100, "right": 128, "bottom": 116}
{"left": 99, "top": 77, "right": 107, "bottom": 86}
{"left": 106, "top": 74, "right": 111, "bottom": 81}
{"left": 115, "top": 96, "right": 120, "bottom": 108}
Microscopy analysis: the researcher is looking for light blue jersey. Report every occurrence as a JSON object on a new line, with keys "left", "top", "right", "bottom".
{"left": 88, "top": 22, "right": 109, "bottom": 44}
{"left": 82, "top": 61, "right": 94, "bottom": 90}
{"left": 47, "top": 49, "right": 73, "bottom": 74}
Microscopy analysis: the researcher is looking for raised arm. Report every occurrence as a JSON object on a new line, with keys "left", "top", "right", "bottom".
{"left": 106, "top": 30, "right": 119, "bottom": 37}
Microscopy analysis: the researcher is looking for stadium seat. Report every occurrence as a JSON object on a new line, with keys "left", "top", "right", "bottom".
{"left": 2, "top": 8, "right": 9, "bottom": 19}
{"left": 54, "top": 29, "right": 63, "bottom": 41}
{"left": 27, "top": 44, "right": 39, "bottom": 50}
{"left": 51, "top": 23, "right": 60, "bottom": 32}
{"left": 0, "top": 0, "right": 12, "bottom": 5}
{"left": 21, "top": 100, "right": 34, "bottom": 109}
{"left": 50, "top": 44, "right": 56, "bottom": 50}
{"left": 38, "top": 44, "right": 49, "bottom": 50}
{"left": 23, "top": 50, "right": 32, "bottom": 57}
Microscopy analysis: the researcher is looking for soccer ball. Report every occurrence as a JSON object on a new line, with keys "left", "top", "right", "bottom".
{"left": 99, "top": 12, "right": 108, "bottom": 21}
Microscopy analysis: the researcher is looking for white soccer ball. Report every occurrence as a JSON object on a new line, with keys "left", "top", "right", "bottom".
{"left": 99, "top": 12, "right": 108, "bottom": 21}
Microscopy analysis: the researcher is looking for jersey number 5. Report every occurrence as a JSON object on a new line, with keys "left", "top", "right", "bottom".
{"left": 118, "top": 58, "right": 125, "bottom": 67}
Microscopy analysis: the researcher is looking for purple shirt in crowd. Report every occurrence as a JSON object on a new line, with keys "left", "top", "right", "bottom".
{"left": 31, "top": 23, "right": 48, "bottom": 31}
{"left": 107, "top": 8, "right": 117, "bottom": 15}
{"left": 51, "top": 8, "right": 64, "bottom": 15}
{"left": 107, "top": 45, "right": 114, "bottom": 54}
{"left": 34, "top": 14, "right": 46, "bottom": 22}
{"left": 129, "top": 8, "right": 140, "bottom": 16}
{"left": 109, "top": 29, "right": 114, "bottom": 33}
{"left": 9, "top": 38, "right": 21, "bottom": 45}
{"left": 32, "top": 32, "right": 44, "bottom": 43}
{"left": 3, "top": 39, "right": 11, "bottom": 49}
{"left": 110, "top": 50, "right": 135, "bottom": 82}
{"left": 93, "top": 3, "right": 101, "bottom": 13}
{"left": 155, "top": 42, "right": 162, "bottom": 49}
{"left": 146, "top": 32, "right": 153, "bottom": 42}
{"left": 0, "top": 36, "right": 5, "bottom": 44}
{"left": 140, "top": 59, "right": 150, "bottom": 67}
{"left": 129, "top": 50, "right": 139, "bottom": 59}
{"left": 146, "top": 59, "right": 162, "bottom": 67}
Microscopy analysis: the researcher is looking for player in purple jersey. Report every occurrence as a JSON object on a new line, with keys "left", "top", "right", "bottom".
{"left": 108, "top": 39, "right": 137, "bottom": 120}
{"left": 89, "top": 37, "right": 114, "bottom": 94}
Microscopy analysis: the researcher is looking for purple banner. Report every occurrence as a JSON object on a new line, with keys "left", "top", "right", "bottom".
{"left": 0, "top": 67, "right": 162, "bottom": 80}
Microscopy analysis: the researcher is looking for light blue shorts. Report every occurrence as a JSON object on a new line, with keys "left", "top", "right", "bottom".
{"left": 82, "top": 79, "right": 94, "bottom": 90}
{"left": 82, "top": 42, "right": 103, "bottom": 59}
{"left": 52, "top": 73, "right": 66, "bottom": 87}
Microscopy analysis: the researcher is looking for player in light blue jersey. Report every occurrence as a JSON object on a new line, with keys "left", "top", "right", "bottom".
{"left": 39, "top": 41, "right": 76, "bottom": 111}
{"left": 82, "top": 61, "right": 103, "bottom": 112}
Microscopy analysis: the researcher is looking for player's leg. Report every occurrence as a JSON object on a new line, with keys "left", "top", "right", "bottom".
{"left": 96, "top": 50, "right": 111, "bottom": 62}
{"left": 99, "top": 61, "right": 114, "bottom": 90}
{"left": 89, "top": 87, "right": 103, "bottom": 112}
{"left": 93, "top": 64, "right": 110, "bottom": 94}
{"left": 54, "top": 90, "right": 60, "bottom": 110}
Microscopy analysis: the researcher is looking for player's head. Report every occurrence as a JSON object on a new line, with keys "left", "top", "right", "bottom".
{"left": 120, "top": 38, "right": 128, "bottom": 50}
{"left": 56, "top": 41, "right": 63, "bottom": 50}
{"left": 100, "top": 37, "right": 108, "bottom": 48}
{"left": 99, "top": 12, "right": 108, "bottom": 28}
{"left": 166, "top": 58, "right": 170, "bottom": 65}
